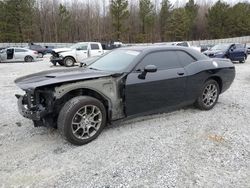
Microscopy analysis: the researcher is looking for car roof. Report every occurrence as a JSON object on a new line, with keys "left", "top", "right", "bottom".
{"left": 120, "top": 45, "right": 191, "bottom": 52}
{"left": 118, "top": 45, "right": 209, "bottom": 61}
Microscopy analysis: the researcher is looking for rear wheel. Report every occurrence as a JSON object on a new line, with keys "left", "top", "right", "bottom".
{"left": 24, "top": 56, "right": 33, "bottom": 62}
{"left": 57, "top": 96, "right": 107, "bottom": 145}
{"left": 239, "top": 56, "right": 246, "bottom": 64}
{"left": 64, "top": 57, "right": 75, "bottom": 67}
{"left": 195, "top": 80, "right": 219, "bottom": 110}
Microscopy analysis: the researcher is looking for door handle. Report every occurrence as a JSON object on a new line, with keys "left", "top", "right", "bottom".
{"left": 177, "top": 72, "right": 185, "bottom": 76}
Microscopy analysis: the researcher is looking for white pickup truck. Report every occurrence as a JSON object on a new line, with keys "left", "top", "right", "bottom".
{"left": 50, "top": 42, "right": 104, "bottom": 67}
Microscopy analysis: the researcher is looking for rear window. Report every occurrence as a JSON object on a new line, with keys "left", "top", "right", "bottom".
{"left": 176, "top": 51, "right": 196, "bottom": 67}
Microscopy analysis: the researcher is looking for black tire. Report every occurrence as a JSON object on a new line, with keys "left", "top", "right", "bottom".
{"left": 239, "top": 56, "right": 246, "bottom": 64}
{"left": 195, "top": 79, "right": 220, "bottom": 110}
{"left": 58, "top": 61, "right": 64, "bottom": 66}
{"left": 57, "top": 96, "right": 107, "bottom": 145}
{"left": 38, "top": 53, "right": 43, "bottom": 58}
{"left": 63, "top": 57, "right": 75, "bottom": 67}
{"left": 24, "top": 56, "right": 33, "bottom": 62}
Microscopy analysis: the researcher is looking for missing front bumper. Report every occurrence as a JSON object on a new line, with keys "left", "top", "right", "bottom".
{"left": 17, "top": 95, "right": 48, "bottom": 121}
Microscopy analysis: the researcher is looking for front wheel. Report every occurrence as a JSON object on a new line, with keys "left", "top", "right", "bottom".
{"left": 195, "top": 80, "right": 219, "bottom": 110}
{"left": 57, "top": 96, "right": 107, "bottom": 145}
{"left": 64, "top": 57, "right": 75, "bottom": 67}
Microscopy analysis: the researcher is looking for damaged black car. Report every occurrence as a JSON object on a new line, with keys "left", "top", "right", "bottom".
{"left": 15, "top": 46, "right": 235, "bottom": 145}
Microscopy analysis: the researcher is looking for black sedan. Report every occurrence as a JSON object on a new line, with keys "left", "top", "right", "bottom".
{"left": 15, "top": 46, "right": 235, "bottom": 145}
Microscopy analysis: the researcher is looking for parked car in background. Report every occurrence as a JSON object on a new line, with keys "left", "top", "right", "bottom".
{"left": 0, "top": 47, "right": 38, "bottom": 63}
{"left": 167, "top": 41, "right": 201, "bottom": 52}
{"left": 50, "top": 42, "right": 104, "bottom": 67}
{"left": 102, "top": 41, "right": 123, "bottom": 50}
{"left": 203, "top": 43, "right": 248, "bottom": 63}
{"left": 247, "top": 45, "right": 250, "bottom": 54}
{"left": 79, "top": 55, "right": 102, "bottom": 67}
{"left": 28, "top": 43, "right": 47, "bottom": 57}
{"left": 200, "top": 44, "right": 214, "bottom": 52}
{"left": 45, "top": 45, "right": 55, "bottom": 54}
{"left": 15, "top": 46, "right": 235, "bottom": 145}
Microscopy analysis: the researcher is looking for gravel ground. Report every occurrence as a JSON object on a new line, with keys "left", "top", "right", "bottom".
{"left": 0, "top": 57, "right": 250, "bottom": 188}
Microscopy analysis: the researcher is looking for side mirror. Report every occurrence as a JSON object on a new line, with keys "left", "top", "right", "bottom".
{"left": 138, "top": 65, "right": 157, "bottom": 79}
{"left": 144, "top": 65, "right": 157, "bottom": 73}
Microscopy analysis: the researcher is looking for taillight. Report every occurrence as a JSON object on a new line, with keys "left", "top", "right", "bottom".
{"left": 34, "top": 51, "right": 38, "bottom": 54}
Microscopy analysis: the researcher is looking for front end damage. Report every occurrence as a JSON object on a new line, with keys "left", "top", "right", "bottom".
{"left": 15, "top": 74, "right": 126, "bottom": 128}
{"left": 16, "top": 89, "right": 56, "bottom": 127}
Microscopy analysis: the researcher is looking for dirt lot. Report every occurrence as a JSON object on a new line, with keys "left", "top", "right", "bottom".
{"left": 0, "top": 57, "right": 250, "bottom": 188}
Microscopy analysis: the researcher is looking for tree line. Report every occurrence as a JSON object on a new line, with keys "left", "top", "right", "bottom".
{"left": 0, "top": 0, "right": 250, "bottom": 43}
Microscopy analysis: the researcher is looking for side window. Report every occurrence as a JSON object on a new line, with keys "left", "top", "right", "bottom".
{"left": 235, "top": 44, "right": 244, "bottom": 49}
{"left": 176, "top": 51, "right": 196, "bottom": 67}
{"left": 77, "top": 45, "right": 88, "bottom": 50}
{"left": 136, "top": 51, "right": 181, "bottom": 71}
{"left": 15, "top": 49, "right": 27, "bottom": 52}
{"left": 91, "top": 44, "right": 100, "bottom": 50}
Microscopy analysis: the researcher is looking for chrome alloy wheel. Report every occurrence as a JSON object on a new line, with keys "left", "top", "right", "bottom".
{"left": 71, "top": 105, "right": 102, "bottom": 140}
{"left": 202, "top": 84, "right": 218, "bottom": 107}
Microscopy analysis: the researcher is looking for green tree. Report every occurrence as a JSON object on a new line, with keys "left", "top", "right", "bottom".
{"left": 110, "top": 0, "right": 129, "bottom": 40}
{"left": 159, "top": 0, "right": 172, "bottom": 41}
{"left": 139, "top": 0, "right": 154, "bottom": 34}
{"left": 185, "top": 0, "right": 198, "bottom": 39}
{"left": 0, "top": 1, "right": 5, "bottom": 41}
{"left": 0, "top": 0, "right": 35, "bottom": 42}
{"left": 227, "top": 3, "right": 250, "bottom": 37}
{"left": 167, "top": 8, "right": 190, "bottom": 41}
{"left": 207, "top": 0, "right": 230, "bottom": 39}
{"left": 58, "top": 4, "right": 71, "bottom": 42}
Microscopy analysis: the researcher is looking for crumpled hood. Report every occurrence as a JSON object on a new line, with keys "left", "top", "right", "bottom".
{"left": 52, "top": 48, "right": 72, "bottom": 53}
{"left": 15, "top": 68, "right": 113, "bottom": 91}
{"left": 203, "top": 50, "right": 224, "bottom": 55}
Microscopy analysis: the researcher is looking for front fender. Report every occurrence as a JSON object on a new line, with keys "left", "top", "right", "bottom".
{"left": 53, "top": 77, "right": 125, "bottom": 120}
{"left": 59, "top": 51, "right": 76, "bottom": 59}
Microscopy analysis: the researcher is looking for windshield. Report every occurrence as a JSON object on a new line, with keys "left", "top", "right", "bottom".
{"left": 210, "top": 44, "right": 230, "bottom": 51}
{"left": 70, "top": 43, "right": 88, "bottom": 50}
{"left": 88, "top": 50, "right": 140, "bottom": 72}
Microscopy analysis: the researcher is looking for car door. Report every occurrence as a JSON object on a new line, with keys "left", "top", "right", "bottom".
{"left": 228, "top": 44, "right": 243, "bottom": 61}
{"left": 6, "top": 48, "right": 14, "bottom": 61}
{"left": 14, "top": 48, "right": 26, "bottom": 61}
{"left": 0, "top": 49, "right": 7, "bottom": 62}
{"left": 90, "top": 43, "right": 103, "bottom": 57}
{"left": 125, "top": 50, "right": 187, "bottom": 116}
{"left": 75, "top": 44, "right": 88, "bottom": 62}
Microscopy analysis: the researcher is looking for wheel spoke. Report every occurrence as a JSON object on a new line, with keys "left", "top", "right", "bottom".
{"left": 202, "top": 83, "right": 218, "bottom": 107}
{"left": 71, "top": 104, "right": 102, "bottom": 140}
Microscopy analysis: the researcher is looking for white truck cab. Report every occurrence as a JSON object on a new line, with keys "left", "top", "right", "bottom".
{"left": 50, "top": 42, "right": 104, "bottom": 67}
